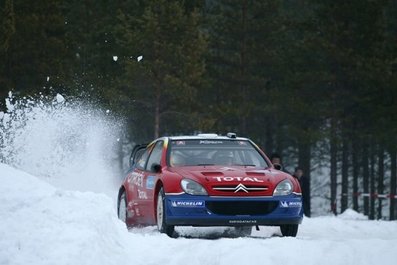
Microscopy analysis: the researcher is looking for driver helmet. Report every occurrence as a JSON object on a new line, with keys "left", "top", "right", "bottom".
{"left": 215, "top": 150, "right": 234, "bottom": 165}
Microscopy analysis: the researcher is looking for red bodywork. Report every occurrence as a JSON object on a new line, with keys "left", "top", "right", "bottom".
{"left": 118, "top": 136, "right": 301, "bottom": 227}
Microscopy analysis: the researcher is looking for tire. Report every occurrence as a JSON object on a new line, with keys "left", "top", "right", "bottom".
{"left": 118, "top": 191, "right": 128, "bottom": 226}
{"left": 156, "top": 187, "right": 175, "bottom": 237}
{"left": 234, "top": 226, "right": 252, "bottom": 237}
{"left": 280, "top": 224, "right": 299, "bottom": 237}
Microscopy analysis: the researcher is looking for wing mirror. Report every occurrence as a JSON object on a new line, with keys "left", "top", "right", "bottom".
{"left": 152, "top": 163, "right": 162, "bottom": 173}
{"left": 273, "top": 163, "right": 282, "bottom": 171}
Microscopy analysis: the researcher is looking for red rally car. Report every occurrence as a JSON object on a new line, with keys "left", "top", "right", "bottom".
{"left": 117, "top": 133, "right": 303, "bottom": 237}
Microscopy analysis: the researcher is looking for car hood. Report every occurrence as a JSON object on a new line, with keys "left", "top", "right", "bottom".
{"left": 169, "top": 166, "right": 291, "bottom": 196}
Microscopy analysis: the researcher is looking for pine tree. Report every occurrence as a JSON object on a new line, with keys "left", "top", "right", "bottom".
{"left": 204, "top": 0, "right": 284, "bottom": 143}
{"left": 112, "top": 0, "right": 207, "bottom": 141}
{"left": 63, "top": 0, "right": 122, "bottom": 96}
{"left": 0, "top": 0, "right": 69, "bottom": 98}
{"left": 0, "top": 0, "right": 16, "bottom": 104}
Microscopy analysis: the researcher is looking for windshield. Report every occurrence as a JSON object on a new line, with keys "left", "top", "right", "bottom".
{"left": 168, "top": 139, "right": 269, "bottom": 167}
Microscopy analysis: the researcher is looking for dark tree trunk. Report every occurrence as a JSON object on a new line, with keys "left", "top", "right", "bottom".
{"left": 341, "top": 138, "right": 349, "bottom": 213}
{"left": 239, "top": 0, "right": 248, "bottom": 134}
{"left": 377, "top": 144, "right": 384, "bottom": 220}
{"left": 265, "top": 125, "right": 274, "bottom": 155}
{"left": 390, "top": 145, "right": 396, "bottom": 220}
{"left": 369, "top": 144, "right": 376, "bottom": 220}
{"left": 298, "top": 140, "right": 311, "bottom": 217}
{"left": 330, "top": 118, "right": 338, "bottom": 215}
{"left": 154, "top": 86, "right": 161, "bottom": 139}
{"left": 352, "top": 137, "right": 359, "bottom": 211}
{"left": 362, "top": 143, "right": 369, "bottom": 216}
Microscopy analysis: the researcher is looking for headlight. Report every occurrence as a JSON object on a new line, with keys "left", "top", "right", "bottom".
{"left": 181, "top": 179, "right": 208, "bottom": 195}
{"left": 273, "top": 179, "right": 293, "bottom": 196}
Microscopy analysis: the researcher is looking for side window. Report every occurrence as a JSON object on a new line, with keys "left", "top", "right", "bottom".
{"left": 146, "top": 141, "right": 164, "bottom": 171}
{"left": 132, "top": 148, "right": 146, "bottom": 166}
{"left": 136, "top": 147, "right": 151, "bottom": 170}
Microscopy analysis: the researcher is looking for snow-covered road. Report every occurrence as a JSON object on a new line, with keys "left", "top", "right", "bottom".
{"left": 1, "top": 95, "right": 396, "bottom": 265}
{"left": 1, "top": 163, "right": 396, "bottom": 265}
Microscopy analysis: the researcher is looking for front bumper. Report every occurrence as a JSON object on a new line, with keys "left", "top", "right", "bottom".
{"left": 164, "top": 193, "right": 303, "bottom": 226}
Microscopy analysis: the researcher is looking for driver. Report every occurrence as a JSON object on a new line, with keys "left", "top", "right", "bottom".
{"left": 214, "top": 150, "right": 234, "bottom": 165}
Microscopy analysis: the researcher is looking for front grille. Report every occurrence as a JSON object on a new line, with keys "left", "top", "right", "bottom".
{"left": 206, "top": 201, "right": 278, "bottom": 216}
{"left": 212, "top": 184, "right": 268, "bottom": 193}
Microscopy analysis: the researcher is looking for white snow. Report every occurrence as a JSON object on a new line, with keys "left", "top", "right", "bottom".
{"left": 0, "top": 94, "right": 123, "bottom": 198}
{"left": 0, "top": 163, "right": 130, "bottom": 265}
{"left": 338, "top": 208, "right": 369, "bottom": 220}
{"left": 1, "top": 162, "right": 396, "bottom": 265}
{"left": 1, "top": 94, "right": 397, "bottom": 265}
{"left": 55, "top": 93, "right": 65, "bottom": 103}
{"left": 5, "top": 97, "right": 14, "bottom": 112}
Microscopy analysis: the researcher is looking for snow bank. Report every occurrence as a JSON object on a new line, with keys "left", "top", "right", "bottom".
{"left": 1, "top": 163, "right": 397, "bottom": 265}
{"left": 339, "top": 208, "right": 369, "bottom": 220}
{"left": 0, "top": 163, "right": 131, "bottom": 265}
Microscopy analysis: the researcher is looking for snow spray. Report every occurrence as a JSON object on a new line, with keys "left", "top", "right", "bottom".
{"left": 0, "top": 92, "right": 124, "bottom": 198}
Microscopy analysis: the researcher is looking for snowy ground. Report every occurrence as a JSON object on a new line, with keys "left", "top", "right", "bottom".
{"left": 1, "top": 94, "right": 396, "bottom": 264}
{"left": 1, "top": 163, "right": 396, "bottom": 265}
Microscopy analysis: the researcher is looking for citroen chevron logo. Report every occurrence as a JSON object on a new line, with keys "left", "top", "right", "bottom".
{"left": 213, "top": 183, "right": 268, "bottom": 193}
{"left": 234, "top": 183, "right": 249, "bottom": 193}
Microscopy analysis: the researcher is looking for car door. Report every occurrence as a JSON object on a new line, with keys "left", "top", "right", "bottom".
{"left": 125, "top": 144, "right": 152, "bottom": 223}
{"left": 137, "top": 140, "right": 164, "bottom": 224}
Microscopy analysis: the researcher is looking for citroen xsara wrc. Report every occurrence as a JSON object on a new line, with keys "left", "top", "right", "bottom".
{"left": 117, "top": 133, "right": 303, "bottom": 237}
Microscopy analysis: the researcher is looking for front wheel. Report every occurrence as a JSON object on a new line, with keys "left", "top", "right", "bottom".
{"left": 156, "top": 187, "right": 175, "bottom": 237}
{"left": 280, "top": 224, "right": 299, "bottom": 237}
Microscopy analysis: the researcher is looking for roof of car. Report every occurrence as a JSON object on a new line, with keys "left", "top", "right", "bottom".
{"left": 165, "top": 133, "right": 249, "bottom": 141}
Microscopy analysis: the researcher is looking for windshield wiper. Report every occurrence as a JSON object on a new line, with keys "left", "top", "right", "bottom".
{"left": 197, "top": 163, "right": 215, "bottom": 166}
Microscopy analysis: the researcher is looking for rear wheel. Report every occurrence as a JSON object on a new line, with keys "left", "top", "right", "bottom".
{"left": 280, "top": 224, "right": 299, "bottom": 237}
{"left": 156, "top": 188, "right": 175, "bottom": 237}
{"left": 118, "top": 191, "right": 128, "bottom": 226}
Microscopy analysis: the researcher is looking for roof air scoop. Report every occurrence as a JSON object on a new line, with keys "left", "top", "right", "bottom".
{"left": 226, "top": 132, "right": 237, "bottom": 139}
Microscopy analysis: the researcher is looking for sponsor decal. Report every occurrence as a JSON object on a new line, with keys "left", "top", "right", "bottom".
{"left": 171, "top": 200, "right": 205, "bottom": 207}
{"left": 146, "top": 176, "right": 155, "bottom": 189}
{"left": 129, "top": 172, "right": 144, "bottom": 187}
{"left": 199, "top": 140, "right": 223, "bottom": 144}
{"left": 280, "top": 201, "right": 289, "bottom": 208}
{"left": 229, "top": 220, "right": 257, "bottom": 224}
{"left": 280, "top": 201, "right": 302, "bottom": 208}
{"left": 213, "top": 176, "right": 264, "bottom": 182}
{"left": 288, "top": 201, "right": 302, "bottom": 207}
{"left": 138, "top": 190, "right": 148, "bottom": 199}
{"left": 127, "top": 209, "right": 134, "bottom": 218}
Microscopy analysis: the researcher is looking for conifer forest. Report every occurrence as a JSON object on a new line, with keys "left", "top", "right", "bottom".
{"left": 1, "top": 0, "right": 397, "bottom": 219}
